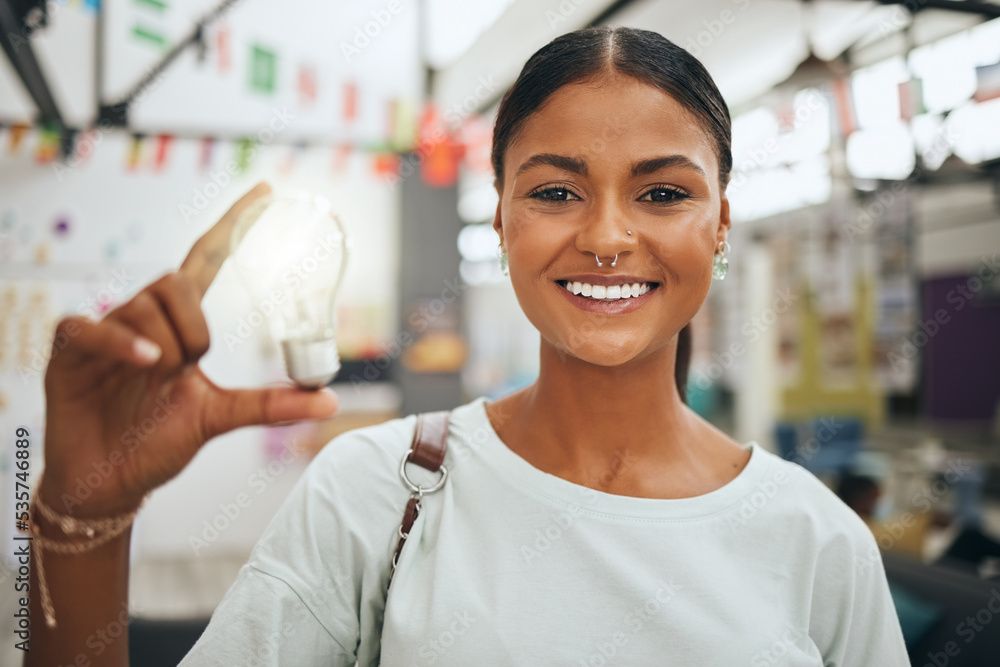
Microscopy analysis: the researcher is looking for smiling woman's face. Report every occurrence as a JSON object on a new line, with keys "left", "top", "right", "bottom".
{"left": 494, "top": 74, "right": 730, "bottom": 368}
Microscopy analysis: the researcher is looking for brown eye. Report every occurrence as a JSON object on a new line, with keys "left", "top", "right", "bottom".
{"left": 530, "top": 187, "right": 580, "bottom": 202}
{"left": 639, "top": 187, "right": 689, "bottom": 203}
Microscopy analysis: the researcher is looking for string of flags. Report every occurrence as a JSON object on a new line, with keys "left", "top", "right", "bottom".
{"left": 0, "top": 104, "right": 495, "bottom": 189}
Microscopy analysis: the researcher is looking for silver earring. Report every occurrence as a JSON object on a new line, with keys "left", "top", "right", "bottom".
{"left": 595, "top": 253, "right": 618, "bottom": 267}
{"left": 712, "top": 240, "right": 730, "bottom": 280}
{"left": 498, "top": 243, "right": 509, "bottom": 277}
{"left": 627, "top": 230, "right": 632, "bottom": 236}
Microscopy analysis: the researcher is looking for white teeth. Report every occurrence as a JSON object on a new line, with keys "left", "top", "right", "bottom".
{"left": 560, "top": 280, "right": 655, "bottom": 301}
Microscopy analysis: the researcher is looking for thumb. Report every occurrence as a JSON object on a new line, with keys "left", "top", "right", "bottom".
{"left": 203, "top": 384, "right": 339, "bottom": 439}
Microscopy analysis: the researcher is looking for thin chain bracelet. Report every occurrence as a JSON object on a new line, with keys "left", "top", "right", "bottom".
{"left": 28, "top": 473, "right": 147, "bottom": 628}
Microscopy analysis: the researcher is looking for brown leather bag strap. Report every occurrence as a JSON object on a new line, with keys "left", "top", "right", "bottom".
{"left": 388, "top": 410, "right": 450, "bottom": 587}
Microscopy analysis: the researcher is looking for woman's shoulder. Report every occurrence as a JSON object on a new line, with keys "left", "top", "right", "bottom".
{"left": 310, "top": 410, "right": 419, "bottom": 474}
{"left": 750, "top": 447, "right": 879, "bottom": 552}
{"left": 305, "top": 395, "right": 486, "bottom": 491}
{"left": 244, "top": 400, "right": 484, "bottom": 589}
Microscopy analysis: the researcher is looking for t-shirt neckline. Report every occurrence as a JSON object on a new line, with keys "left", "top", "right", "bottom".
{"left": 462, "top": 396, "right": 774, "bottom": 522}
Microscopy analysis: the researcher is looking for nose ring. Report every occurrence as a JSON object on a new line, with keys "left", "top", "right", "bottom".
{"left": 595, "top": 253, "right": 617, "bottom": 267}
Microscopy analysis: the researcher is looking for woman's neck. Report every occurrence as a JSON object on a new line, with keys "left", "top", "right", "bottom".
{"left": 488, "top": 337, "right": 720, "bottom": 491}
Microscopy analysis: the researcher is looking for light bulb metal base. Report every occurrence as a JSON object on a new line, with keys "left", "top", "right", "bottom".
{"left": 281, "top": 337, "right": 341, "bottom": 390}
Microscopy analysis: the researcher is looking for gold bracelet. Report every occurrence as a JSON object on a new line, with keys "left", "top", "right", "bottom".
{"left": 28, "top": 473, "right": 147, "bottom": 628}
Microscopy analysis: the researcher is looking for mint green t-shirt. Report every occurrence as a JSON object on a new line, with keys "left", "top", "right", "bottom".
{"left": 180, "top": 396, "right": 908, "bottom": 666}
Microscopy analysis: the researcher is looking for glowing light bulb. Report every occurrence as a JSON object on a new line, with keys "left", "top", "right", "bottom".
{"left": 230, "top": 191, "right": 350, "bottom": 389}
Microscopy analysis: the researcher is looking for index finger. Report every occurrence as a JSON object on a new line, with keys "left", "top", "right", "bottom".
{"left": 179, "top": 181, "right": 272, "bottom": 300}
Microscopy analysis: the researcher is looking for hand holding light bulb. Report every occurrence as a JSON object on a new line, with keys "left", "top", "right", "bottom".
{"left": 230, "top": 190, "right": 351, "bottom": 389}
{"left": 31, "top": 183, "right": 340, "bottom": 663}
{"left": 37, "top": 181, "right": 340, "bottom": 519}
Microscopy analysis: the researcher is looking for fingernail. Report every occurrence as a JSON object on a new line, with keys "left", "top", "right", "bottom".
{"left": 134, "top": 338, "right": 162, "bottom": 363}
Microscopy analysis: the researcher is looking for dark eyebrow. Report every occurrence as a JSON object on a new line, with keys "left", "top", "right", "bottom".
{"left": 631, "top": 155, "right": 706, "bottom": 179}
{"left": 514, "top": 153, "right": 588, "bottom": 178}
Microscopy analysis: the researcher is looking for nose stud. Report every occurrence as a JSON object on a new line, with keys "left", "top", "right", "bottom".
{"left": 595, "top": 253, "right": 618, "bottom": 267}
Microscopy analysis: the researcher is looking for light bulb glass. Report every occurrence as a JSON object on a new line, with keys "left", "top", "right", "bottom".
{"left": 230, "top": 190, "right": 350, "bottom": 389}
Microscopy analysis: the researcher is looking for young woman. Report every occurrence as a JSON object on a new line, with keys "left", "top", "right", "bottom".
{"left": 28, "top": 27, "right": 908, "bottom": 666}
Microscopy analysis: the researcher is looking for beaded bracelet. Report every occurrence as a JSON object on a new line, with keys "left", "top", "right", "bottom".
{"left": 27, "top": 473, "right": 147, "bottom": 628}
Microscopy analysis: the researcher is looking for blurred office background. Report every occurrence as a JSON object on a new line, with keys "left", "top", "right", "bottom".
{"left": 1, "top": 0, "right": 999, "bottom": 664}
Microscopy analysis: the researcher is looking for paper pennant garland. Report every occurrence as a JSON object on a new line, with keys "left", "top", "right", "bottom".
{"left": 216, "top": 23, "right": 231, "bottom": 73}
{"left": 34, "top": 126, "right": 60, "bottom": 164}
{"left": 372, "top": 152, "right": 400, "bottom": 177}
{"left": 199, "top": 136, "right": 215, "bottom": 169}
{"left": 132, "top": 24, "right": 167, "bottom": 49}
{"left": 7, "top": 124, "right": 29, "bottom": 154}
{"left": 343, "top": 82, "right": 358, "bottom": 122}
{"left": 279, "top": 142, "right": 305, "bottom": 174}
{"left": 153, "top": 133, "right": 173, "bottom": 169}
{"left": 332, "top": 143, "right": 352, "bottom": 172}
{"left": 299, "top": 65, "right": 317, "bottom": 106}
{"left": 387, "top": 98, "right": 418, "bottom": 151}
{"left": 126, "top": 134, "right": 145, "bottom": 170}
{"left": 235, "top": 137, "right": 257, "bottom": 173}
{"left": 417, "top": 104, "right": 464, "bottom": 188}
{"left": 72, "top": 128, "right": 98, "bottom": 167}
{"left": 249, "top": 44, "right": 278, "bottom": 94}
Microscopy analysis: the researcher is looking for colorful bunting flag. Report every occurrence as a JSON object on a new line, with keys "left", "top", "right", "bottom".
{"left": 235, "top": 137, "right": 257, "bottom": 173}
{"left": 7, "top": 124, "right": 29, "bottom": 154}
{"left": 332, "top": 143, "right": 352, "bottom": 172}
{"left": 34, "top": 126, "right": 61, "bottom": 164}
{"left": 72, "top": 128, "right": 98, "bottom": 167}
{"left": 199, "top": 136, "right": 215, "bottom": 169}
{"left": 153, "top": 134, "right": 173, "bottom": 170}
{"left": 279, "top": 142, "right": 305, "bottom": 174}
{"left": 132, "top": 25, "right": 167, "bottom": 49}
{"left": 216, "top": 23, "right": 231, "bottom": 73}
{"left": 386, "top": 97, "right": 418, "bottom": 151}
{"left": 372, "top": 152, "right": 400, "bottom": 177}
{"left": 249, "top": 44, "right": 278, "bottom": 94}
{"left": 343, "top": 82, "right": 358, "bottom": 122}
{"left": 298, "top": 65, "right": 317, "bottom": 106}
{"left": 417, "top": 104, "right": 464, "bottom": 188}
{"left": 126, "top": 134, "right": 145, "bottom": 170}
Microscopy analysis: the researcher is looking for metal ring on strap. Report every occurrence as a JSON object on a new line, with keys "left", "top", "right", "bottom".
{"left": 398, "top": 448, "right": 448, "bottom": 495}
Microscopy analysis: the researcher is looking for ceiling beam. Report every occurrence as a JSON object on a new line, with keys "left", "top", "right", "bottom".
{"left": 0, "top": 0, "right": 64, "bottom": 126}
{"left": 99, "top": 0, "right": 243, "bottom": 126}
{"left": 874, "top": 0, "right": 1000, "bottom": 19}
